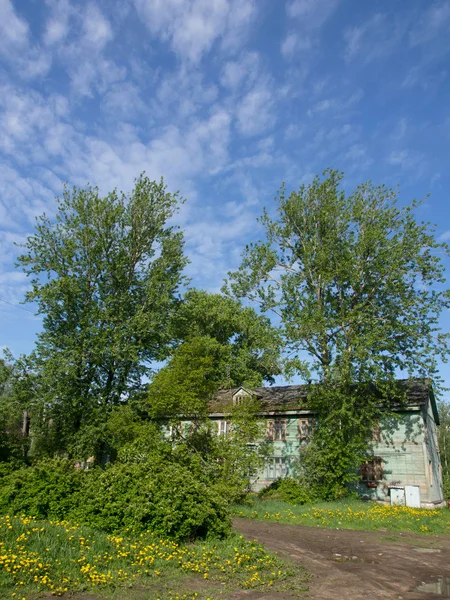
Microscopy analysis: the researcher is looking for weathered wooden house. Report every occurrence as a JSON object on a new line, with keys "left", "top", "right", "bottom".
{"left": 208, "top": 379, "right": 445, "bottom": 508}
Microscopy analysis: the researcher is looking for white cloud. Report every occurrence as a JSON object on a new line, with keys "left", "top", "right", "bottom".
{"left": 281, "top": 0, "right": 338, "bottom": 62}
{"left": 409, "top": 2, "right": 450, "bottom": 46}
{"left": 307, "top": 88, "right": 364, "bottom": 117}
{"left": 45, "top": 0, "right": 72, "bottom": 45}
{"left": 344, "top": 13, "right": 406, "bottom": 63}
{"left": 132, "top": 0, "right": 256, "bottom": 63}
{"left": 387, "top": 148, "right": 426, "bottom": 176}
{"left": 0, "top": 0, "right": 29, "bottom": 52}
{"left": 82, "top": 3, "right": 112, "bottom": 50}
{"left": 221, "top": 52, "right": 259, "bottom": 90}
{"left": 0, "top": 0, "right": 52, "bottom": 79}
{"left": 439, "top": 230, "right": 450, "bottom": 242}
{"left": 287, "top": 0, "right": 338, "bottom": 28}
{"left": 280, "top": 32, "right": 312, "bottom": 58}
{"left": 237, "top": 84, "right": 275, "bottom": 136}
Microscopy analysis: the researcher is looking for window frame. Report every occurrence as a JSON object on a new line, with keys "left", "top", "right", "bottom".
{"left": 217, "top": 420, "right": 231, "bottom": 435}
{"left": 266, "top": 456, "right": 287, "bottom": 480}
{"left": 266, "top": 419, "right": 287, "bottom": 441}
{"left": 359, "top": 457, "right": 384, "bottom": 482}
{"left": 298, "top": 418, "right": 312, "bottom": 442}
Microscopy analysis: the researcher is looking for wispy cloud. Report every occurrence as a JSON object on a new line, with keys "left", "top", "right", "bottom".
{"left": 132, "top": 0, "right": 256, "bottom": 63}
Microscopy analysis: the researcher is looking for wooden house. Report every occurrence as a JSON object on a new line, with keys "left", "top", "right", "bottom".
{"left": 208, "top": 379, "right": 445, "bottom": 507}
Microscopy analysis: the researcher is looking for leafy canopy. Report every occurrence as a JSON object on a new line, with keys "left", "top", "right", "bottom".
{"left": 16, "top": 175, "right": 188, "bottom": 455}
{"left": 225, "top": 170, "right": 450, "bottom": 496}
{"left": 226, "top": 169, "right": 450, "bottom": 385}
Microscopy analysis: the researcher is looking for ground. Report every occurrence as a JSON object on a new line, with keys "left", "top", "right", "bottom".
{"left": 33, "top": 519, "right": 450, "bottom": 600}
{"left": 233, "top": 517, "right": 450, "bottom": 600}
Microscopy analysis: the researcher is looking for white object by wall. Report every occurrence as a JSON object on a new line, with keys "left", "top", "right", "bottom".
{"left": 390, "top": 487, "right": 405, "bottom": 506}
{"left": 405, "top": 485, "right": 421, "bottom": 508}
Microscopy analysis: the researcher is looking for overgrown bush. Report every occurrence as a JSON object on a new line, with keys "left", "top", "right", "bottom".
{"left": 258, "top": 477, "right": 317, "bottom": 505}
{"left": 0, "top": 459, "right": 83, "bottom": 519}
{"left": 76, "top": 461, "right": 231, "bottom": 540}
{"left": 0, "top": 459, "right": 230, "bottom": 541}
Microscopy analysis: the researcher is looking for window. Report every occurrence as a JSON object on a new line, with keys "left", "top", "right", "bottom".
{"left": 298, "top": 418, "right": 312, "bottom": 441}
{"left": 266, "top": 457, "right": 287, "bottom": 479}
{"left": 372, "top": 419, "right": 381, "bottom": 443}
{"left": 360, "top": 457, "right": 384, "bottom": 482}
{"left": 168, "top": 423, "right": 182, "bottom": 440}
{"left": 266, "top": 419, "right": 287, "bottom": 441}
{"left": 233, "top": 393, "right": 248, "bottom": 405}
{"left": 218, "top": 420, "right": 231, "bottom": 435}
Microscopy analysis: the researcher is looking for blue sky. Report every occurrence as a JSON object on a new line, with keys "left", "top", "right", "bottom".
{"left": 1, "top": 0, "right": 450, "bottom": 393}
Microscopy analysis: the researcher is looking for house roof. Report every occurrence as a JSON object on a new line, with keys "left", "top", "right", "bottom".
{"left": 208, "top": 379, "right": 438, "bottom": 421}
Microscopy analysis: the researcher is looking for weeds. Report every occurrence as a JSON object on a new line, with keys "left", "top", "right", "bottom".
{"left": 232, "top": 499, "right": 450, "bottom": 535}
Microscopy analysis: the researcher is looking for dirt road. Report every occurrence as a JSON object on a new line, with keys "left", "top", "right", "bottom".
{"left": 233, "top": 518, "right": 450, "bottom": 600}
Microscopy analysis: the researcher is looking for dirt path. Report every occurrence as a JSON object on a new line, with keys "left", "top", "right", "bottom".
{"left": 233, "top": 517, "right": 450, "bottom": 600}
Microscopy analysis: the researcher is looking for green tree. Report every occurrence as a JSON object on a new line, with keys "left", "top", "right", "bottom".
{"left": 146, "top": 290, "right": 281, "bottom": 420}
{"left": 171, "top": 289, "right": 281, "bottom": 386}
{"left": 225, "top": 169, "right": 450, "bottom": 496}
{"left": 0, "top": 355, "right": 32, "bottom": 464}
{"left": 17, "top": 175, "right": 188, "bottom": 457}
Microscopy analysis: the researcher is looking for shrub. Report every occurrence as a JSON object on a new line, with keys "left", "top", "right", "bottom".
{"left": 0, "top": 459, "right": 231, "bottom": 541}
{"left": 0, "top": 459, "right": 83, "bottom": 519}
{"left": 76, "top": 461, "right": 231, "bottom": 540}
{"left": 259, "top": 477, "right": 316, "bottom": 505}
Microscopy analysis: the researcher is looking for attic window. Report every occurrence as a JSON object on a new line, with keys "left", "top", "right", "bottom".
{"left": 233, "top": 394, "right": 246, "bottom": 405}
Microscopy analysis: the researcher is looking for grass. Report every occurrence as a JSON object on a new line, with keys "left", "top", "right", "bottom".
{"left": 0, "top": 514, "right": 309, "bottom": 600}
{"left": 232, "top": 498, "right": 450, "bottom": 535}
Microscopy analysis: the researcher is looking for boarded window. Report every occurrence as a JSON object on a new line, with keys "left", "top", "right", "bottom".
{"left": 360, "top": 457, "right": 384, "bottom": 482}
{"left": 298, "top": 418, "right": 312, "bottom": 441}
{"left": 266, "top": 419, "right": 287, "bottom": 441}
{"left": 372, "top": 419, "right": 381, "bottom": 443}
{"left": 266, "top": 457, "right": 287, "bottom": 479}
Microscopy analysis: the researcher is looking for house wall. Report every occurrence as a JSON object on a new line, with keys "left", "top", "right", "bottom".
{"left": 424, "top": 400, "right": 444, "bottom": 503}
{"left": 252, "top": 409, "right": 443, "bottom": 505}
{"left": 179, "top": 400, "right": 444, "bottom": 506}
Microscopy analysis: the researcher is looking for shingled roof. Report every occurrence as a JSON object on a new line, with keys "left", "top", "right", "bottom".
{"left": 208, "top": 379, "right": 436, "bottom": 419}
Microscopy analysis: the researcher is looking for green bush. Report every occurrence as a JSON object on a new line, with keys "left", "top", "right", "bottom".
{"left": 0, "top": 459, "right": 230, "bottom": 541}
{"left": 0, "top": 459, "right": 83, "bottom": 519}
{"left": 76, "top": 462, "right": 231, "bottom": 540}
{"left": 443, "top": 475, "right": 450, "bottom": 501}
{"left": 259, "top": 477, "right": 317, "bottom": 505}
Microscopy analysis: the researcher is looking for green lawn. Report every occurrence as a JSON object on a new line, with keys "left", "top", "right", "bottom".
{"left": 232, "top": 498, "right": 450, "bottom": 535}
{"left": 0, "top": 514, "right": 309, "bottom": 600}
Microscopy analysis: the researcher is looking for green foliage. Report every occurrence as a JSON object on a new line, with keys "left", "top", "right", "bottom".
{"left": 226, "top": 169, "right": 450, "bottom": 493}
{"left": 75, "top": 462, "right": 230, "bottom": 541}
{"left": 145, "top": 289, "right": 281, "bottom": 420}
{"left": 171, "top": 289, "right": 281, "bottom": 385}
{"left": 0, "top": 459, "right": 83, "bottom": 519}
{"left": 0, "top": 459, "right": 230, "bottom": 541}
{"left": 258, "top": 477, "right": 316, "bottom": 505}
{"left": 16, "top": 175, "right": 188, "bottom": 456}
{"left": 146, "top": 336, "right": 227, "bottom": 419}
{"left": 0, "top": 355, "right": 31, "bottom": 465}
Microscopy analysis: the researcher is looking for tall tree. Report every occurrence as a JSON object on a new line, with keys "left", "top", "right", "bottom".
{"left": 146, "top": 289, "right": 281, "bottom": 419}
{"left": 17, "top": 175, "right": 188, "bottom": 455}
{"left": 225, "top": 170, "right": 450, "bottom": 496}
